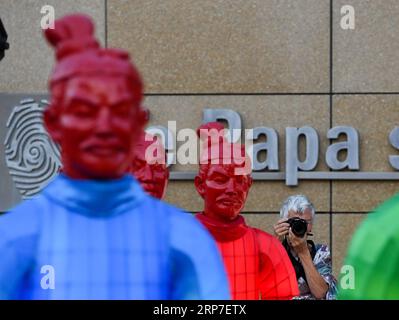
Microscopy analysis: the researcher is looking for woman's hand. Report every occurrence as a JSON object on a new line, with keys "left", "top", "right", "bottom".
{"left": 287, "top": 229, "right": 309, "bottom": 256}
{"left": 273, "top": 218, "right": 290, "bottom": 241}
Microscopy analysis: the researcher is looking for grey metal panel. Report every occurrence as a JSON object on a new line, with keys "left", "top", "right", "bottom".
{"left": 1, "top": 94, "right": 399, "bottom": 212}
{"left": 170, "top": 171, "right": 399, "bottom": 181}
{"left": 296, "top": 172, "right": 399, "bottom": 180}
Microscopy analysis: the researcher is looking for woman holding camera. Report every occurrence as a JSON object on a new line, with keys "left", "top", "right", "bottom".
{"left": 273, "top": 195, "right": 337, "bottom": 300}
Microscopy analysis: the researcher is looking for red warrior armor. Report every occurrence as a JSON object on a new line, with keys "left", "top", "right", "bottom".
{"left": 196, "top": 214, "right": 299, "bottom": 299}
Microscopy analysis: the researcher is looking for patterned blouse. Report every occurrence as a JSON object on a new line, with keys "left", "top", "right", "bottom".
{"left": 293, "top": 244, "right": 338, "bottom": 300}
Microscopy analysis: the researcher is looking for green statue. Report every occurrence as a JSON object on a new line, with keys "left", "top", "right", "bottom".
{"left": 339, "top": 193, "right": 399, "bottom": 299}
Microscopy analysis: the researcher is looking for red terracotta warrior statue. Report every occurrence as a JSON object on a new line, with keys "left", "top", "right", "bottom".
{"left": 195, "top": 122, "right": 299, "bottom": 300}
{"left": 130, "top": 131, "right": 169, "bottom": 199}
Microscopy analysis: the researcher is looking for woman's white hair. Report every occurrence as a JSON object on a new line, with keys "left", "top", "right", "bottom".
{"left": 279, "top": 194, "right": 315, "bottom": 221}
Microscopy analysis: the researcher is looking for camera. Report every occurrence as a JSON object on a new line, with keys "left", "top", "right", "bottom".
{"left": 287, "top": 217, "right": 308, "bottom": 238}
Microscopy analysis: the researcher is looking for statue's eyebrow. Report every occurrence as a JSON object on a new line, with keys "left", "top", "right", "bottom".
{"left": 67, "top": 96, "right": 98, "bottom": 108}
{"left": 110, "top": 100, "right": 131, "bottom": 108}
{"left": 66, "top": 95, "right": 133, "bottom": 108}
{"left": 109, "top": 94, "right": 134, "bottom": 107}
{"left": 208, "top": 168, "right": 229, "bottom": 177}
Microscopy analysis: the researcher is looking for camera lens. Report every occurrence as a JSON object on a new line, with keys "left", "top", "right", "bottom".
{"left": 289, "top": 218, "right": 308, "bottom": 238}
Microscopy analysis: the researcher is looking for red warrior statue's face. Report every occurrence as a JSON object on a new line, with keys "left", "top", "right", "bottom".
{"left": 195, "top": 122, "right": 253, "bottom": 222}
{"left": 43, "top": 14, "right": 146, "bottom": 180}
{"left": 131, "top": 133, "right": 169, "bottom": 199}
{"left": 195, "top": 162, "right": 252, "bottom": 222}
{"left": 46, "top": 75, "right": 143, "bottom": 180}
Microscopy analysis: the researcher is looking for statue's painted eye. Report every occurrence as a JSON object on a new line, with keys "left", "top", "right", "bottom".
{"left": 72, "top": 105, "right": 94, "bottom": 117}
{"left": 133, "top": 159, "right": 146, "bottom": 170}
{"left": 212, "top": 174, "right": 228, "bottom": 184}
{"left": 112, "top": 103, "right": 131, "bottom": 117}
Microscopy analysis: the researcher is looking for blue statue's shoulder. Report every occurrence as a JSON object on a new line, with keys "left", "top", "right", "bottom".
{"left": 139, "top": 195, "right": 213, "bottom": 247}
{"left": 0, "top": 195, "right": 46, "bottom": 242}
{"left": 149, "top": 200, "right": 230, "bottom": 300}
{"left": 0, "top": 194, "right": 50, "bottom": 299}
{"left": 139, "top": 194, "right": 187, "bottom": 218}
{"left": 146, "top": 196, "right": 206, "bottom": 230}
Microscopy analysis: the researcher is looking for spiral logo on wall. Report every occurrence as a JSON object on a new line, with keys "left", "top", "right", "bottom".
{"left": 4, "top": 99, "right": 61, "bottom": 198}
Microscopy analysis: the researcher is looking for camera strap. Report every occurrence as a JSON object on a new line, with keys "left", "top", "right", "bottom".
{"left": 283, "top": 238, "right": 317, "bottom": 285}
